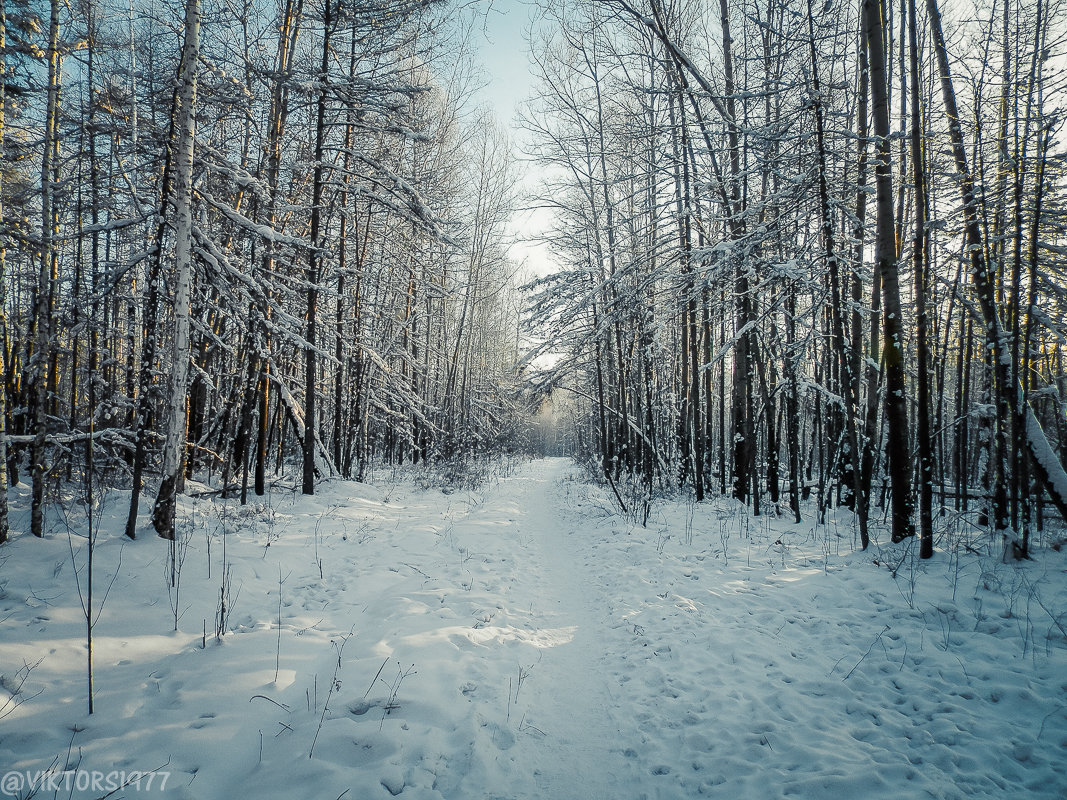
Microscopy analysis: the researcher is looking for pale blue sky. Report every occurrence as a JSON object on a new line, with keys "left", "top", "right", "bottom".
{"left": 471, "top": 0, "right": 557, "bottom": 277}
{"left": 476, "top": 0, "right": 538, "bottom": 127}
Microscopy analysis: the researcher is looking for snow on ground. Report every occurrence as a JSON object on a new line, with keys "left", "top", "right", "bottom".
{"left": 1, "top": 457, "right": 1066, "bottom": 799}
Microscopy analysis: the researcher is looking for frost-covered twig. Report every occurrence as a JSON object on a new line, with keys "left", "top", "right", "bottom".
{"left": 0, "top": 658, "right": 44, "bottom": 721}
{"left": 842, "top": 625, "right": 891, "bottom": 681}
{"left": 309, "top": 632, "right": 352, "bottom": 759}
{"left": 380, "top": 662, "right": 417, "bottom": 730}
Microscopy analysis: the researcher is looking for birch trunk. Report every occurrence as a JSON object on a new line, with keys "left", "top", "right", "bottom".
{"left": 152, "top": 0, "right": 201, "bottom": 539}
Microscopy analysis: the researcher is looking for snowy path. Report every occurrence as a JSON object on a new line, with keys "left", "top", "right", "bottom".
{"left": 455, "top": 459, "right": 640, "bottom": 798}
{"left": 335, "top": 457, "right": 649, "bottom": 797}
{"left": 2, "top": 457, "right": 1066, "bottom": 799}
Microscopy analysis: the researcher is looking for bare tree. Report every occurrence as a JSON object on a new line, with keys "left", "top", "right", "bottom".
{"left": 863, "top": 0, "right": 914, "bottom": 542}
{"left": 152, "top": 0, "right": 201, "bottom": 539}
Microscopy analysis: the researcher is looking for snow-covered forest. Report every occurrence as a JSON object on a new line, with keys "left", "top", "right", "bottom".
{"left": 0, "top": 0, "right": 1065, "bottom": 550}
{"left": 1, "top": 0, "right": 1067, "bottom": 796}
{"left": 1, "top": 0, "right": 530, "bottom": 545}
{"left": 520, "top": 0, "right": 1067, "bottom": 559}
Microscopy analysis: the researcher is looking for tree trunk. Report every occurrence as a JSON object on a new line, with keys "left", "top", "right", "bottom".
{"left": 785, "top": 287, "right": 802, "bottom": 522}
{"left": 152, "top": 0, "right": 201, "bottom": 539}
{"left": 124, "top": 143, "right": 173, "bottom": 539}
{"left": 908, "top": 0, "right": 933, "bottom": 557}
{"left": 255, "top": 0, "right": 301, "bottom": 496}
{"left": 807, "top": 1, "right": 862, "bottom": 530}
{"left": 714, "top": 0, "right": 752, "bottom": 504}
{"left": 853, "top": 17, "right": 874, "bottom": 548}
{"left": 0, "top": 0, "right": 8, "bottom": 544}
{"left": 303, "top": 0, "right": 333, "bottom": 495}
{"left": 864, "top": 0, "right": 914, "bottom": 542}
{"left": 30, "top": 0, "right": 62, "bottom": 538}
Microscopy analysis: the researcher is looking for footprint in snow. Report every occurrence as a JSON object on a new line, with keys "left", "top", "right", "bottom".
{"left": 481, "top": 720, "right": 515, "bottom": 750}
{"left": 189, "top": 712, "right": 215, "bottom": 729}
{"left": 379, "top": 766, "right": 405, "bottom": 796}
{"left": 348, "top": 699, "right": 377, "bottom": 716}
